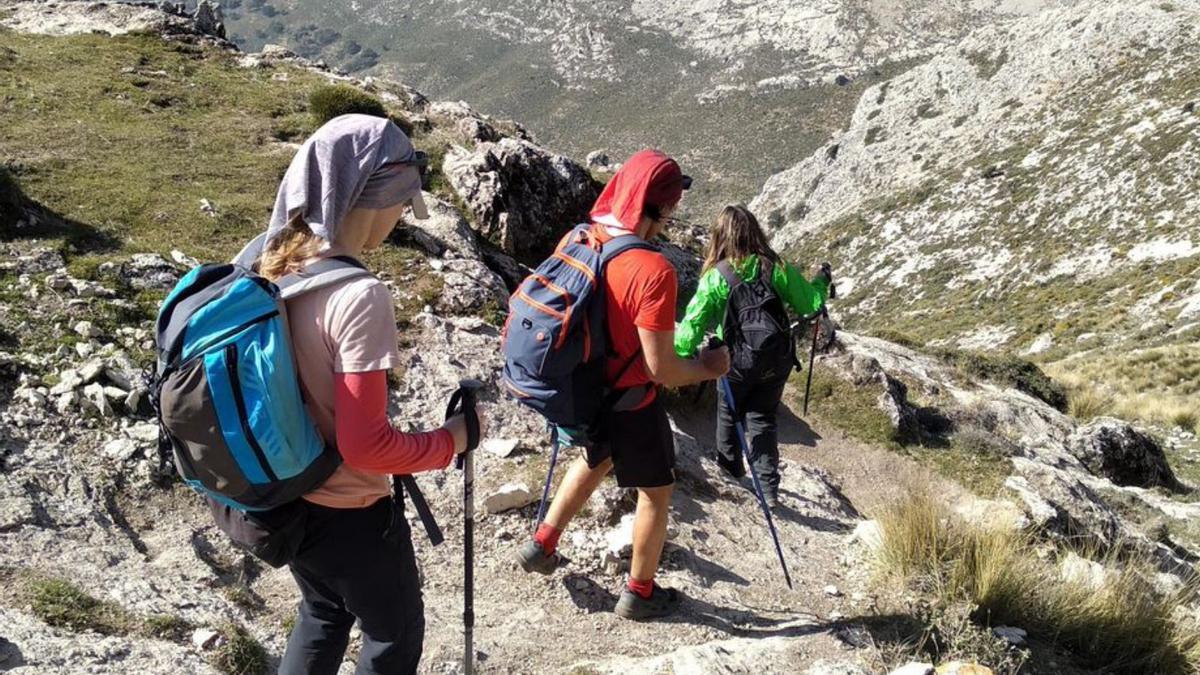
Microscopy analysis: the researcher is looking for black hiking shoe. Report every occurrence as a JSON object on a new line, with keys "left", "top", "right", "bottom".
{"left": 765, "top": 491, "right": 780, "bottom": 509}
{"left": 516, "top": 540, "right": 562, "bottom": 575}
{"left": 614, "top": 584, "right": 682, "bottom": 621}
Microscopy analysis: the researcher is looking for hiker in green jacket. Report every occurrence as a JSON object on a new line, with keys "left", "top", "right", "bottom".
{"left": 675, "top": 204, "right": 830, "bottom": 507}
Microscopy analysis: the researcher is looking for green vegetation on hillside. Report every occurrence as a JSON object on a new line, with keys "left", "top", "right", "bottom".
{"left": 0, "top": 29, "right": 454, "bottom": 335}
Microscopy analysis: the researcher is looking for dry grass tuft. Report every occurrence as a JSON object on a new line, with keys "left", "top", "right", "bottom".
{"left": 874, "top": 494, "right": 1200, "bottom": 673}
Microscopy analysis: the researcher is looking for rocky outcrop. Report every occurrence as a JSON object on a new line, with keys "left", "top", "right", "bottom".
{"left": 752, "top": 1, "right": 1200, "bottom": 354}
{"left": 1068, "top": 418, "right": 1181, "bottom": 490}
{"left": 443, "top": 138, "right": 600, "bottom": 263}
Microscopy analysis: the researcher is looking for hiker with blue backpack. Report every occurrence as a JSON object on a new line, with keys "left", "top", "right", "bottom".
{"left": 675, "top": 204, "right": 831, "bottom": 508}
{"left": 503, "top": 149, "right": 730, "bottom": 620}
{"left": 154, "top": 115, "right": 484, "bottom": 675}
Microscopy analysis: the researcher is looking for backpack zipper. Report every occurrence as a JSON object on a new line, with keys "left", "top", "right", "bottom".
{"left": 224, "top": 344, "right": 279, "bottom": 483}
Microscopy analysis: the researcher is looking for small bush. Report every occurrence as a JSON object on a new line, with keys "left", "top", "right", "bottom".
{"left": 936, "top": 349, "right": 1068, "bottom": 411}
{"left": 142, "top": 613, "right": 194, "bottom": 642}
{"left": 29, "top": 578, "right": 133, "bottom": 635}
{"left": 870, "top": 328, "right": 925, "bottom": 350}
{"left": 212, "top": 623, "right": 269, "bottom": 675}
{"left": 875, "top": 495, "right": 1200, "bottom": 673}
{"left": 308, "top": 84, "right": 386, "bottom": 126}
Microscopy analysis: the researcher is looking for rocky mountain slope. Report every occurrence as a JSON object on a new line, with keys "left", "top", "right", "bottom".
{"left": 752, "top": 0, "right": 1200, "bottom": 367}
{"left": 216, "top": 0, "right": 1080, "bottom": 220}
{"left": 1, "top": 3, "right": 1198, "bottom": 674}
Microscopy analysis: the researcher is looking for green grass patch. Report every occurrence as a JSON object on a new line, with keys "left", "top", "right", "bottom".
{"left": 794, "top": 368, "right": 903, "bottom": 448}
{"left": 212, "top": 622, "right": 269, "bottom": 675}
{"left": 29, "top": 577, "right": 136, "bottom": 635}
{"left": 0, "top": 31, "right": 332, "bottom": 262}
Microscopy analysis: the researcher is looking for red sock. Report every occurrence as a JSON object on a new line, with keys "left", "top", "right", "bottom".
{"left": 627, "top": 577, "right": 654, "bottom": 599}
{"left": 534, "top": 523, "right": 562, "bottom": 556}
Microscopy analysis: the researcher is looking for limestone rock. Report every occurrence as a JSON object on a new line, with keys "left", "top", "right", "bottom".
{"left": 1068, "top": 418, "right": 1179, "bottom": 489}
{"left": 483, "top": 483, "right": 535, "bottom": 514}
{"left": 992, "top": 625, "right": 1027, "bottom": 646}
{"left": 120, "top": 254, "right": 182, "bottom": 291}
{"left": 444, "top": 138, "right": 599, "bottom": 263}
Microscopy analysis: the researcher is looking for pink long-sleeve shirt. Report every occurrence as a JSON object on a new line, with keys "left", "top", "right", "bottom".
{"left": 286, "top": 261, "right": 453, "bottom": 509}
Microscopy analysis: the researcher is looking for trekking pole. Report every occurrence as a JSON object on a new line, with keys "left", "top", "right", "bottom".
{"left": 802, "top": 310, "right": 823, "bottom": 417}
{"left": 446, "top": 379, "right": 483, "bottom": 675}
{"left": 802, "top": 275, "right": 836, "bottom": 416}
{"left": 533, "top": 426, "right": 560, "bottom": 530}
{"left": 717, "top": 375, "right": 792, "bottom": 589}
{"left": 706, "top": 334, "right": 793, "bottom": 590}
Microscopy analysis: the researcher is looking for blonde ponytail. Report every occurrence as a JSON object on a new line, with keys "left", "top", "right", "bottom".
{"left": 259, "top": 217, "right": 323, "bottom": 281}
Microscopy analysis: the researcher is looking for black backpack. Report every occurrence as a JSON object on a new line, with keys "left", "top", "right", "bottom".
{"left": 718, "top": 258, "right": 796, "bottom": 383}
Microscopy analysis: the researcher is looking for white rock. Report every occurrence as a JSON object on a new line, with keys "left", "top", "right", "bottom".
{"left": 992, "top": 625, "right": 1027, "bottom": 645}
{"left": 82, "top": 382, "right": 114, "bottom": 417}
{"left": 849, "top": 520, "right": 883, "bottom": 551}
{"left": 1060, "top": 551, "right": 1109, "bottom": 590}
{"left": 606, "top": 513, "right": 637, "bottom": 558}
{"left": 78, "top": 359, "right": 105, "bottom": 384}
{"left": 75, "top": 341, "right": 95, "bottom": 359}
{"left": 49, "top": 369, "right": 83, "bottom": 395}
{"left": 823, "top": 584, "right": 842, "bottom": 597}
{"left": 483, "top": 483, "right": 536, "bottom": 514}
{"left": 483, "top": 438, "right": 519, "bottom": 458}
{"left": 73, "top": 320, "right": 100, "bottom": 338}
{"left": 191, "top": 628, "right": 222, "bottom": 650}
{"left": 126, "top": 422, "right": 160, "bottom": 443}
{"left": 103, "top": 438, "right": 138, "bottom": 461}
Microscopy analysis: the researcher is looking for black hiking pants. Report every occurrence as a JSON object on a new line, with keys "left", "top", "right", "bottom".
{"left": 280, "top": 497, "right": 424, "bottom": 675}
{"left": 716, "top": 376, "right": 789, "bottom": 498}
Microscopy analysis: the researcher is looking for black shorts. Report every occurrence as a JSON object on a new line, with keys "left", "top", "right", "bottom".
{"left": 584, "top": 397, "right": 676, "bottom": 488}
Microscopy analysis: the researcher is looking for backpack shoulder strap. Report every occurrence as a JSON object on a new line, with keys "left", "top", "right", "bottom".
{"left": 598, "top": 232, "right": 654, "bottom": 269}
{"left": 716, "top": 260, "right": 741, "bottom": 290}
{"left": 276, "top": 256, "right": 373, "bottom": 300}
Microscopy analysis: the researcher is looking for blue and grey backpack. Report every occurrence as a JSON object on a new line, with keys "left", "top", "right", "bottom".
{"left": 501, "top": 224, "right": 652, "bottom": 429}
{"left": 152, "top": 241, "right": 371, "bottom": 512}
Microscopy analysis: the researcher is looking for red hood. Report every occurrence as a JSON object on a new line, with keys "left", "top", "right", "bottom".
{"left": 590, "top": 149, "right": 686, "bottom": 231}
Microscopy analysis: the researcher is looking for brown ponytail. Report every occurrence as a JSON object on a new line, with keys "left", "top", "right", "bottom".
{"left": 258, "top": 217, "right": 323, "bottom": 281}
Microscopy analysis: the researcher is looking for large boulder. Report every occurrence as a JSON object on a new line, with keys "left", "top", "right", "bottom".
{"left": 443, "top": 138, "right": 599, "bottom": 263}
{"left": 1068, "top": 417, "right": 1180, "bottom": 490}
{"left": 1005, "top": 457, "right": 1124, "bottom": 549}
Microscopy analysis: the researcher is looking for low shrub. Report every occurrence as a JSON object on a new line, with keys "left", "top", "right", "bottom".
{"left": 212, "top": 622, "right": 269, "bottom": 675}
{"left": 936, "top": 349, "right": 1068, "bottom": 411}
{"left": 308, "top": 84, "right": 386, "bottom": 126}
{"left": 28, "top": 578, "right": 134, "bottom": 635}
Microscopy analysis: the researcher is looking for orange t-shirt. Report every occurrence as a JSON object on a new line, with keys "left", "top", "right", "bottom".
{"left": 592, "top": 225, "right": 677, "bottom": 407}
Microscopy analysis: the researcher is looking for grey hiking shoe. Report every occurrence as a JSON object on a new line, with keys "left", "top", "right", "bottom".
{"left": 614, "top": 584, "right": 682, "bottom": 621}
{"left": 516, "top": 540, "right": 562, "bottom": 575}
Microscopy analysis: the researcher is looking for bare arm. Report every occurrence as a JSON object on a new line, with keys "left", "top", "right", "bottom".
{"left": 639, "top": 327, "right": 729, "bottom": 387}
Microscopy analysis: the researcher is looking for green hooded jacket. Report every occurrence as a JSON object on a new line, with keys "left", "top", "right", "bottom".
{"left": 674, "top": 254, "right": 828, "bottom": 358}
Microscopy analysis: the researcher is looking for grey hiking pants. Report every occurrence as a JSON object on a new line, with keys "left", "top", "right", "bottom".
{"left": 279, "top": 497, "right": 424, "bottom": 675}
{"left": 716, "top": 376, "right": 789, "bottom": 498}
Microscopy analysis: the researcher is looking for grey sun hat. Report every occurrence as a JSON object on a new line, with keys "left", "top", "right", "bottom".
{"left": 266, "top": 114, "right": 429, "bottom": 244}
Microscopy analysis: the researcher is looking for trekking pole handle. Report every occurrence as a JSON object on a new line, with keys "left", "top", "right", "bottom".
{"left": 447, "top": 379, "right": 484, "bottom": 470}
